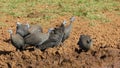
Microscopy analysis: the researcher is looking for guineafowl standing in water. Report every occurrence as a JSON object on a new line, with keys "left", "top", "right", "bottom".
{"left": 16, "top": 22, "right": 30, "bottom": 37}
{"left": 24, "top": 28, "right": 53, "bottom": 47}
{"left": 38, "top": 21, "right": 66, "bottom": 51}
{"left": 8, "top": 29, "right": 25, "bottom": 51}
{"left": 62, "top": 16, "right": 75, "bottom": 43}
{"left": 77, "top": 35, "right": 93, "bottom": 51}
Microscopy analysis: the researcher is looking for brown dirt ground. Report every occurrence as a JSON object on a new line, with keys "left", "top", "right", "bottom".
{"left": 0, "top": 11, "right": 120, "bottom": 68}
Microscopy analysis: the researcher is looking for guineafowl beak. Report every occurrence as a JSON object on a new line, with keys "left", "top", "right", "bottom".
{"left": 8, "top": 29, "right": 13, "bottom": 35}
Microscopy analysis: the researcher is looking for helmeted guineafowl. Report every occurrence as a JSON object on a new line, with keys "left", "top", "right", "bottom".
{"left": 62, "top": 16, "right": 75, "bottom": 42}
{"left": 16, "top": 22, "right": 43, "bottom": 37}
{"left": 16, "top": 22, "right": 30, "bottom": 37}
{"left": 24, "top": 28, "right": 53, "bottom": 47}
{"left": 8, "top": 29, "right": 25, "bottom": 51}
{"left": 77, "top": 35, "right": 93, "bottom": 51}
{"left": 38, "top": 21, "right": 65, "bottom": 51}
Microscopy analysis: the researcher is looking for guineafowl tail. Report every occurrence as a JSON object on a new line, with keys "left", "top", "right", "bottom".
{"left": 70, "top": 16, "right": 75, "bottom": 23}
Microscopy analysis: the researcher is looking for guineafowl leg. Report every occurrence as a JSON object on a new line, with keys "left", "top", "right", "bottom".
{"left": 16, "top": 48, "right": 21, "bottom": 52}
{"left": 33, "top": 46, "right": 38, "bottom": 50}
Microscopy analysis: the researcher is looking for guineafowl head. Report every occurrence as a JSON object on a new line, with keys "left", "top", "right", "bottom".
{"left": 63, "top": 20, "right": 67, "bottom": 25}
{"left": 70, "top": 16, "right": 75, "bottom": 23}
{"left": 58, "top": 20, "right": 66, "bottom": 33}
{"left": 48, "top": 28, "right": 54, "bottom": 33}
{"left": 60, "top": 20, "right": 67, "bottom": 27}
{"left": 78, "top": 35, "right": 93, "bottom": 51}
{"left": 16, "top": 22, "right": 21, "bottom": 26}
{"left": 8, "top": 29, "right": 13, "bottom": 35}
